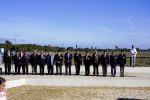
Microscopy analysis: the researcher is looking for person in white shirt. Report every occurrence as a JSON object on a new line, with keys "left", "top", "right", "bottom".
{"left": 130, "top": 45, "right": 137, "bottom": 67}
{"left": 0, "top": 77, "right": 7, "bottom": 100}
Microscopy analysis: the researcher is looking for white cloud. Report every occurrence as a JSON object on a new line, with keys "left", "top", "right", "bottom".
{"left": 127, "top": 18, "right": 135, "bottom": 31}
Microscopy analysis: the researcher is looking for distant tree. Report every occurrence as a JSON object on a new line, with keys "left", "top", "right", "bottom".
{"left": 84, "top": 48, "right": 90, "bottom": 52}
{"left": 67, "top": 47, "right": 74, "bottom": 51}
{"left": 5, "top": 40, "right": 12, "bottom": 50}
{"left": 136, "top": 47, "right": 140, "bottom": 52}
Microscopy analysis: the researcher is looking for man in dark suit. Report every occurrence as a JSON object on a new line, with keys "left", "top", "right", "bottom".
{"left": 110, "top": 51, "right": 118, "bottom": 77}
{"left": 18, "top": 51, "right": 23, "bottom": 75}
{"left": 54, "top": 50, "right": 63, "bottom": 75}
{"left": 84, "top": 52, "right": 91, "bottom": 76}
{"left": 39, "top": 51, "right": 46, "bottom": 75}
{"left": 30, "top": 50, "right": 38, "bottom": 75}
{"left": 64, "top": 49, "right": 72, "bottom": 75}
{"left": 117, "top": 50, "right": 126, "bottom": 77}
{"left": 22, "top": 51, "right": 29, "bottom": 75}
{"left": 14, "top": 51, "right": 20, "bottom": 74}
{"left": 3, "top": 50, "right": 12, "bottom": 75}
{"left": 74, "top": 50, "right": 82, "bottom": 75}
{"left": 92, "top": 50, "right": 101, "bottom": 76}
{"left": 46, "top": 50, "right": 55, "bottom": 75}
{"left": 101, "top": 50, "right": 109, "bottom": 77}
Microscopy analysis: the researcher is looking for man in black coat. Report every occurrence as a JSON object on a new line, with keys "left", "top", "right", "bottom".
{"left": 84, "top": 52, "right": 91, "bottom": 76}
{"left": 101, "top": 50, "right": 109, "bottom": 77}
{"left": 3, "top": 50, "right": 12, "bottom": 75}
{"left": 110, "top": 51, "right": 118, "bottom": 77}
{"left": 46, "top": 50, "right": 55, "bottom": 75}
{"left": 117, "top": 50, "right": 126, "bottom": 77}
{"left": 39, "top": 51, "right": 46, "bottom": 75}
{"left": 18, "top": 51, "right": 23, "bottom": 75}
{"left": 14, "top": 51, "right": 20, "bottom": 74}
{"left": 64, "top": 49, "right": 72, "bottom": 75}
{"left": 54, "top": 50, "right": 63, "bottom": 75}
{"left": 30, "top": 50, "right": 38, "bottom": 75}
{"left": 74, "top": 50, "right": 82, "bottom": 75}
{"left": 92, "top": 50, "right": 101, "bottom": 76}
{"left": 22, "top": 51, "right": 29, "bottom": 75}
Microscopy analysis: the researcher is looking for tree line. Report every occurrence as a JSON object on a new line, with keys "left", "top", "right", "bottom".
{"left": 0, "top": 40, "right": 149, "bottom": 52}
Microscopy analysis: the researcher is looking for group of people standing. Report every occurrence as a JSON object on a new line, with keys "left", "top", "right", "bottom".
{"left": 83, "top": 50, "right": 126, "bottom": 77}
{"left": 3, "top": 48, "right": 128, "bottom": 77}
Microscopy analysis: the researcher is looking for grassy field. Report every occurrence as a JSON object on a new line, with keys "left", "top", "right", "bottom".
{"left": 6, "top": 85, "right": 150, "bottom": 100}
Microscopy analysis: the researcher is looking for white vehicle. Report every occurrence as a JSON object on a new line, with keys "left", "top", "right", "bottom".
{"left": 0, "top": 48, "right": 4, "bottom": 64}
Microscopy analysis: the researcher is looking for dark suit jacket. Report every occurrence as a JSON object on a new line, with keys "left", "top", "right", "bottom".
{"left": 92, "top": 54, "right": 101, "bottom": 64}
{"left": 84, "top": 55, "right": 91, "bottom": 66}
{"left": 14, "top": 55, "right": 21, "bottom": 65}
{"left": 39, "top": 55, "right": 46, "bottom": 66}
{"left": 55, "top": 54, "right": 63, "bottom": 66}
{"left": 64, "top": 53, "right": 72, "bottom": 65}
{"left": 46, "top": 54, "right": 55, "bottom": 65}
{"left": 22, "top": 54, "right": 29, "bottom": 64}
{"left": 117, "top": 54, "right": 126, "bottom": 66}
{"left": 4, "top": 54, "right": 12, "bottom": 64}
{"left": 110, "top": 55, "right": 118, "bottom": 66}
{"left": 30, "top": 54, "right": 38, "bottom": 65}
{"left": 74, "top": 53, "right": 82, "bottom": 64}
{"left": 101, "top": 55, "right": 109, "bottom": 66}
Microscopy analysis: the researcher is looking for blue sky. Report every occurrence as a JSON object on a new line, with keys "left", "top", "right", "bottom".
{"left": 0, "top": 0, "right": 150, "bottom": 49}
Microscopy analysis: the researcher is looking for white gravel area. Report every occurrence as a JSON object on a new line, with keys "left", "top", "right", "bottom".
{"left": 0, "top": 64, "right": 150, "bottom": 88}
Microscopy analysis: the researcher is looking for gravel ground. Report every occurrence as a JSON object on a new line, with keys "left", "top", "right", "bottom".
{"left": 1, "top": 64, "right": 150, "bottom": 100}
{"left": 6, "top": 85, "right": 150, "bottom": 100}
